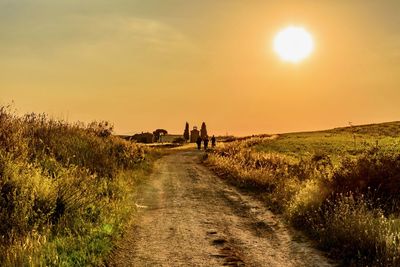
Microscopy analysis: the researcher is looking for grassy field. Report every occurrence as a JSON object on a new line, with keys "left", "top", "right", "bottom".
{"left": 0, "top": 106, "right": 160, "bottom": 266}
{"left": 206, "top": 121, "right": 400, "bottom": 266}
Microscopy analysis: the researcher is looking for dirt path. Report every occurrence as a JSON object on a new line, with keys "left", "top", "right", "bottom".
{"left": 110, "top": 150, "right": 336, "bottom": 267}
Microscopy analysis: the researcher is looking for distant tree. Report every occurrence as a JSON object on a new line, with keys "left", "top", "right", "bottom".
{"left": 200, "top": 122, "right": 208, "bottom": 139}
{"left": 153, "top": 129, "right": 168, "bottom": 142}
{"left": 183, "top": 122, "right": 190, "bottom": 142}
{"left": 172, "top": 137, "right": 185, "bottom": 145}
{"left": 131, "top": 132, "right": 154, "bottom": 143}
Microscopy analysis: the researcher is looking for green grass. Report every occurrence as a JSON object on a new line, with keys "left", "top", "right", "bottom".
{"left": 207, "top": 121, "right": 400, "bottom": 266}
{"left": 253, "top": 125, "right": 400, "bottom": 164}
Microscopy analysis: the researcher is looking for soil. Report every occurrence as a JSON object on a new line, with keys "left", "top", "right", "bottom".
{"left": 109, "top": 150, "right": 336, "bottom": 267}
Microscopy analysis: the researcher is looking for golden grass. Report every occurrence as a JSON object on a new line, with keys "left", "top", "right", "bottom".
{"left": 0, "top": 105, "right": 157, "bottom": 266}
{"left": 207, "top": 126, "right": 400, "bottom": 266}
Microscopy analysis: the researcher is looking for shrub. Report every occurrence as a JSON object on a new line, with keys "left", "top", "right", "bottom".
{"left": 172, "top": 137, "right": 185, "bottom": 144}
{"left": 329, "top": 150, "right": 400, "bottom": 213}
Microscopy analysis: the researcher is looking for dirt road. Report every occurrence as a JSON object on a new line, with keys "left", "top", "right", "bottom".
{"left": 110, "top": 150, "right": 336, "bottom": 267}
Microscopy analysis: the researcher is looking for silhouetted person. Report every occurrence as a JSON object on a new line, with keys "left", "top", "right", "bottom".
{"left": 196, "top": 136, "right": 202, "bottom": 150}
{"left": 203, "top": 137, "right": 209, "bottom": 150}
{"left": 211, "top": 135, "right": 216, "bottom": 148}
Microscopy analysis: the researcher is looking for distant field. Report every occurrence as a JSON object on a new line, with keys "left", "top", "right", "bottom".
{"left": 207, "top": 121, "right": 400, "bottom": 266}
{"left": 253, "top": 122, "right": 400, "bottom": 163}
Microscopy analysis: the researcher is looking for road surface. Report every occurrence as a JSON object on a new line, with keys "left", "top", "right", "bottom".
{"left": 110, "top": 150, "right": 335, "bottom": 267}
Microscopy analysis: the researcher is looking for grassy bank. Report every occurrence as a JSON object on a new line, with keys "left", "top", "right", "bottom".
{"left": 0, "top": 106, "right": 158, "bottom": 266}
{"left": 206, "top": 122, "right": 400, "bottom": 266}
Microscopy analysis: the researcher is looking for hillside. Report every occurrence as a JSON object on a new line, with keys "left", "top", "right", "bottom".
{"left": 252, "top": 121, "right": 400, "bottom": 162}
{"left": 331, "top": 121, "right": 400, "bottom": 136}
{"left": 207, "top": 121, "right": 400, "bottom": 266}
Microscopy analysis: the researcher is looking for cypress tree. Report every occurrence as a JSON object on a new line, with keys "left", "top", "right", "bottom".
{"left": 183, "top": 122, "right": 190, "bottom": 142}
{"left": 200, "top": 122, "right": 208, "bottom": 139}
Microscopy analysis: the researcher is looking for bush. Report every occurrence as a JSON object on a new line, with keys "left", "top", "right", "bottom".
{"left": 329, "top": 150, "right": 400, "bottom": 213}
{"left": 172, "top": 137, "right": 185, "bottom": 144}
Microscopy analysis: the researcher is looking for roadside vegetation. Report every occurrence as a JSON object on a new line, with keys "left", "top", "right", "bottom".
{"left": 0, "top": 105, "right": 158, "bottom": 266}
{"left": 206, "top": 122, "right": 400, "bottom": 266}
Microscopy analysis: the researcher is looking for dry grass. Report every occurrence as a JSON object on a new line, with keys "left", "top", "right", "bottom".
{"left": 0, "top": 105, "right": 157, "bottom": 266}
{"left": 207, "top": 125, "right": 400, "bottom": 266}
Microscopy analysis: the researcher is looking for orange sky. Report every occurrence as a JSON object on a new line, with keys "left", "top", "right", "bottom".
{"left": 1, "top": 1, "right": 400, "bottom": 136}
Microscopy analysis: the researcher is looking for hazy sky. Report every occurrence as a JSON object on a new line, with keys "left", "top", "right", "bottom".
{"left": 1, "top": 0, "right": 400, "bottom": 136}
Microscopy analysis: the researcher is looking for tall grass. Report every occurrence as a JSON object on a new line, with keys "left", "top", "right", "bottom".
{"left": 0, "top": 105, "right": 152, "bottom": 266}
{"left": 207, "top": 131, "right": 400, "bottom": 266}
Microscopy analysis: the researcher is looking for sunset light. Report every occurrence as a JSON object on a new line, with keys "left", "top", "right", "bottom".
{"left": 273, "top": 26, "right": 314, "bottom": 63}
{"left": 2, "top": 1, "right": 400, "bottom": 265}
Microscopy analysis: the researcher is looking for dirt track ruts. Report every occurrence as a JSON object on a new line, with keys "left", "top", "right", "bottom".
{"left": 110, "top": 150, "right": 336, "bottom": 267}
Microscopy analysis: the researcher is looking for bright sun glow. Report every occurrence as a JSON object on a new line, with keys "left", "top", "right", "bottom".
{"left": 273, "top": 26, "right": 314, "bottom": 63}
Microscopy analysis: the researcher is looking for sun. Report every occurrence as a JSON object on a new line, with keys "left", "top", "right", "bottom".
{"left": 273, "top": 26, "right": 314, "bottom": 63}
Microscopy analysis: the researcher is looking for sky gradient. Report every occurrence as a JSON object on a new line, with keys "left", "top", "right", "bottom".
{"left": 1, "top": 0, "right": 400, "bottom": 136}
